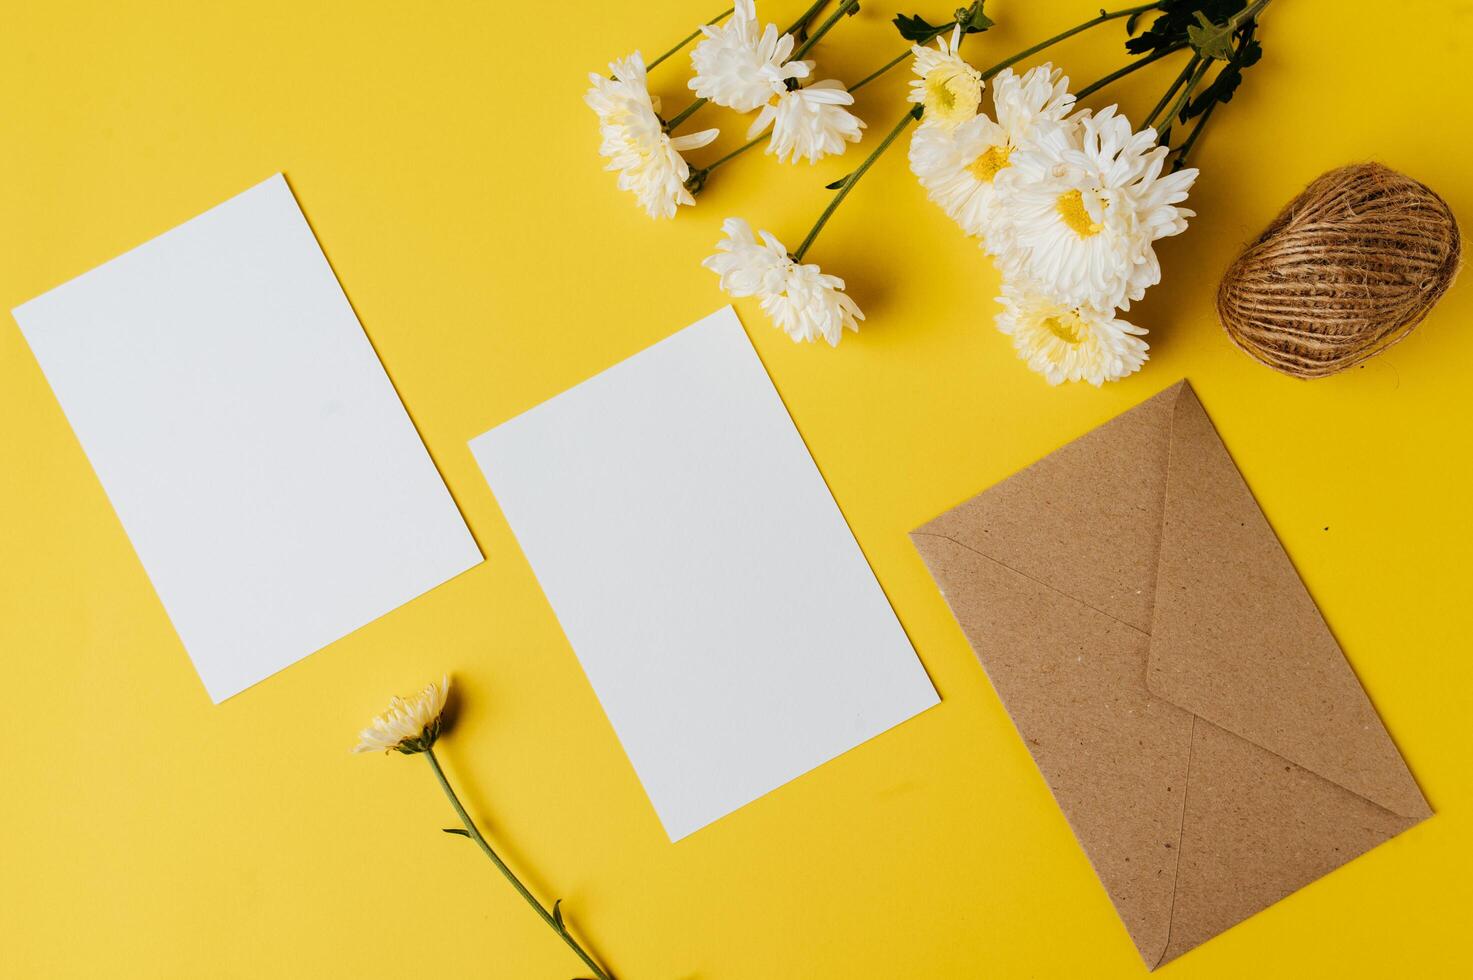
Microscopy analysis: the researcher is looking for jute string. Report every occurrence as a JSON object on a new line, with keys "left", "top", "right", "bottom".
{"left": 1216, "top": 162, "right": 1461, "bottom": 379}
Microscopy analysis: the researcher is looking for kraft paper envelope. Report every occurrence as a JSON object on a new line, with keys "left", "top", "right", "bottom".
{"left": 910, "top": 380, "right": 1429, "bottom": 969}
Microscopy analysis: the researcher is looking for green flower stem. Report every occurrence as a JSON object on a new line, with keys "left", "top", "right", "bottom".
{"left": 665, "top": 0, "right": 837, "bottom": 134}
{"left": 846, "top": 21, "right": 954, "bottom": 92}
{"left": 783, "top": 0, "right": 835, "bottom": 38}
{"left": 424, "top": 748, "right": 613, "bottom": 980}
{"left": 645, "top": 6, "right": 734, "bottom": 73}
{"left": 1229, "top": 0, "right": 1273, "bottom": 31}
{"left": 1142, "top": 52, "right": 1200, "bottom": 131}
{"left": 846, "top": 49, "right": 915, "bottom": 93}
{"left": 704, "top": 132, "right": 772, "bottom": 173}
{"left": 1073, "top": 41, "right": 1186, "bottom": 101}
{"left": 663, "top": 97, "right": 709, "bottom": 133}
{"left": 1171, "top": 90, "right": 1218, "bottom": 167}
{"left": 788, "top": 0, "right": 859, "bottom": 62}
{"left": 792, "top": 106, "right": 919, "bottom": 261}
{"left": 978, "top": 2, "right": 1163, "bottom": 83}
{"left": 1153, "top": 52, "right": 1211, "bottom": 140}
{"left": 1171, "top": 16, "right": 1265, "bottom": 168}
{"left": 1165, "top": 2, "right": 1272, "bottom": 164}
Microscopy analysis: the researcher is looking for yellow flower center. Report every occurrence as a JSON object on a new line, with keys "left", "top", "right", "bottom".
{"left": 923, "top": 67, "right": 980, "bottom": 126}
{"left": 926, "top": 76, "right": 957, "bottom": 112}
{"left": 968, "top": 144, "right": 1012, "bottom": 183}
{"left": 1056, "top": 189, "right": 1103, "bottom": 238}
{"left": 1042, "top": 313, "right": 1086, "bottom": 345}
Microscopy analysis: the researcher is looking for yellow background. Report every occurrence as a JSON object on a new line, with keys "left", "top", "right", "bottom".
{"left": 3, "top": 1, "right": 1470, "bottom": 976}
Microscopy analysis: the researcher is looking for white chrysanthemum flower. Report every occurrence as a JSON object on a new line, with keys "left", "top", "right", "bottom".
{"left": 909, "top": 113, "right": 1013, "bottom": 242}
{"left": 354, "top": 675, "right": 451, "bottom": 754}
{"left": 909, "top": 63, "right": 1076, "bottom": 249}
{"left": 908, "top": 26, "right": 983, "bottom": 130}
{"left": 703, "top": 217, "right": 864, "bottom": 345}
{"left": 995, "top": 282, "right": 1147, "bottom": 385}
{"left": 585, "top": 52, "right": 720, "bottom": 219}
{"left": 689, "top": 0, "right": 809, "bottom": 112}
{"left": 995, "top": 105, "right": 1198, "bottom": 310}
{"left": 748, "top": 79, "right": 865, "bottom": 164}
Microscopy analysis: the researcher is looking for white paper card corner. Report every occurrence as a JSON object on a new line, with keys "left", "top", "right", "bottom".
{"left": 469, "top": 307, "right": 939, "bottom": 840}
{"left": 13, "top": 174, "right": 483, "bottom": 702}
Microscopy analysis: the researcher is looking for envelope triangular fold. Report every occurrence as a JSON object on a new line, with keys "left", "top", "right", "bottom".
{"left": 914, "top": 384, "right": 1180, "bottom": 632}
{"left": 1158, "top": 718, "right": 1421, "bottom": 966}
{"left": 1145, "top": 384, "right": 1431, "bottom": 820}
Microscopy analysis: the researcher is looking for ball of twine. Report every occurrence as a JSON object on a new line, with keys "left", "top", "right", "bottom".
{"left": 1217, "top": 162, "right": 1461, "bottom": 379}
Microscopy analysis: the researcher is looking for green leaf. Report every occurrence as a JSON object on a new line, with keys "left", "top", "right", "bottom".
{"left": 892, "top": 12, "right": 942, "bottom": 42}
{"left": 956, "top": 3, "right": 993, "bottom": 34}
{"left": 825, "top": 174, "right": 851, "bottom": 190}
{"left": 1126, "top": 0, "right": 1246, "bottom": 56}
{"left": 442, "top": 827, "right": 470, "bottom": 837}
{"left": 893, "top": 1, "right": 990, "bottom": 43}
{"left": 552, "top": 899, "right": 566, "bottom": 932}
{"left": 1183, "top": 33, "right": 1261, "bottom": 119}
{"left": 1186, "top": 10, "right": 1235, "bottom": 59}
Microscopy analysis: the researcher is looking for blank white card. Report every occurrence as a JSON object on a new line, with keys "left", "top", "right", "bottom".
{"left": 470, "top": 308, "right": 939, "bottom": 840}
{"left": 14, "top": 175, "right": 483, "bottom": 702}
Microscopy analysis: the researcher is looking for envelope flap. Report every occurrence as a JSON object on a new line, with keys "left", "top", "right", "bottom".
{"left": 1145, "top": 384, "right": 1430, "bottom": 820}
{"left": 912, "top": 383, "right": 1183, "bottom": 632}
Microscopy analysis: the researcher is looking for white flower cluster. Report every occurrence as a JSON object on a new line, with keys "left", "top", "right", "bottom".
{"left": 908, "top": 30, "right": 1198, "bottom": 385}
{"left": 586, "top": 0, "right": 866, "bottom": 220}
{"left": 688, "top": 0, "right": 865, "bottom": 164}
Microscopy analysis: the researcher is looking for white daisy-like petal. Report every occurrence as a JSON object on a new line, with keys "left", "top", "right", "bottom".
{"left": 908, "top": 26, "right": 983, "bottom": 130}
{"left": 908, "top": 111, "right": 1012, "bottom": 243}
{"left": 990, "top": 62, "right": 1077, "bottom": 140}
{"left": 702, "top": 217, "right": 864, "bottom": 345}
{"left": 586, "top": 52, "right": 720, "bottom": 219}
{"left": 995, "top": 281, "right": 1148, "bottom": 386}
{"left": 748, "top": 80, "right": 865, "bottom": 164}
{"left": 689, "top": 0, "right": 809, "bottom": 111}
{"left": 994, "top": 105, "right": 1198, "bottom": 310}
{"left": 353, "top": 675, "right": 451, "bottom": 754}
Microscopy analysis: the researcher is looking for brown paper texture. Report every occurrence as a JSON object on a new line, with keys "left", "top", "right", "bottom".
{"left": 910, "top": 380, "right": 1430, "bottom": 969}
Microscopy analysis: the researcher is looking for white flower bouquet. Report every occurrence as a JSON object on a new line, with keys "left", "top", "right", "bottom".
{"left": 587, "top": 0, "right": 1270, "bottom": 384}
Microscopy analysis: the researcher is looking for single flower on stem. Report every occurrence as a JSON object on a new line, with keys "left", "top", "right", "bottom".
{"left": 585, "top": 52, "right": 719, "bottom": 219}
{"left": 994, "top": 280, "right": 1148, "bottom": 385}
{"left": 703, "top": 217, "right": 864, "bottom": 345}
{"left": 356, "top": 677, "right": 616, "bottom": 980}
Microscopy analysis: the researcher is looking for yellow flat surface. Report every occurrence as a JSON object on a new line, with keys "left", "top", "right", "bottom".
{"left": 3, "top": 1, "right": 1470, "bottom": 976}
